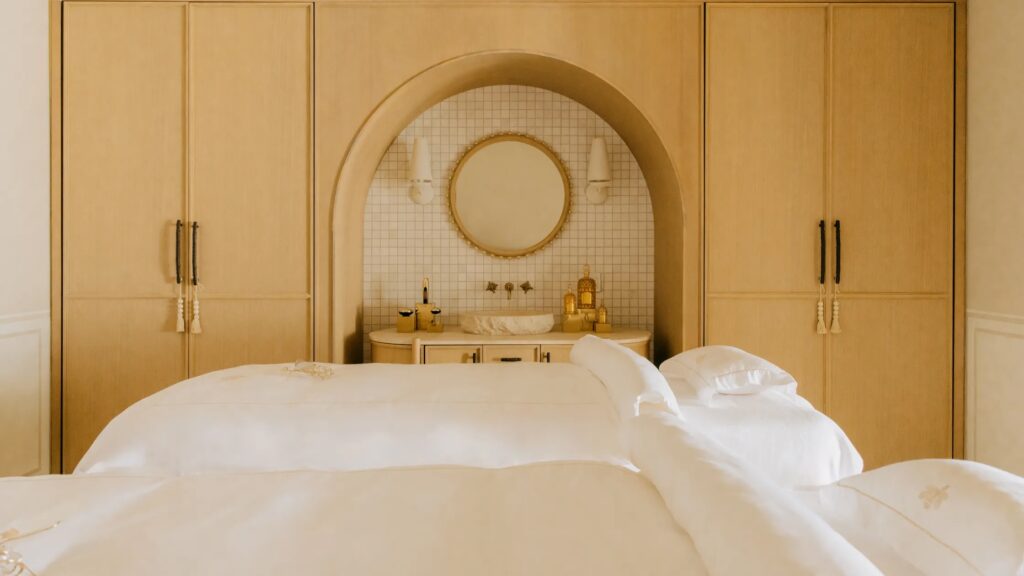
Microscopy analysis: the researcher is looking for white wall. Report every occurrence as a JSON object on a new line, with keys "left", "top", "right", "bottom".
{"left": 966, "top": 0, "right": 1024, "bottom": 476}
{"left": 0, "top": 0, "right": 51, "bottom": 475}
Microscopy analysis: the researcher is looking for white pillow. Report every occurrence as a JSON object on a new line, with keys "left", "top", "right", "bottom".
{"left": 570, "top": 334, "right": 679, "bottom": 420}
{"left": 659, "top": 345, "right": 797, "bottom": 404}
{"left": 800, "top": 459, "right": 1024, "bottom": 576}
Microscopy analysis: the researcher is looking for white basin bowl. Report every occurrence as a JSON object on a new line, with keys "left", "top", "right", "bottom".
{"left": 460, "top": 310, "right": 555, "bottom": 336}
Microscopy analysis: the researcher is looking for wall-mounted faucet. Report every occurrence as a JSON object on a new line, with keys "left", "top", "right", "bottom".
{"left": 504, "top": 282, "right": 515, "bottom": 300}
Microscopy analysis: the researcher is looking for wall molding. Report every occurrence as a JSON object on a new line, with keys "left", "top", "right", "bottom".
{"left": 0, "top": 309, "right": 50, "bottom": 476}
{"left": 965, "top": 308, "right": 1024, "bottom": 475}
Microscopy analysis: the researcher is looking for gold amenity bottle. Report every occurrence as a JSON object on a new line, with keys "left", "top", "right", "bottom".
{"left": 577, "top": 265, "right": 597, "bottom": 310}
{"left": 563, "top": 285, "right": 577, "bottom": 315}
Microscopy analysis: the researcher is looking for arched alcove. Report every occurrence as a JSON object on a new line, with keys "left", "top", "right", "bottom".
{"left": 332, "top": 51, "right": 691, "bottom": 363}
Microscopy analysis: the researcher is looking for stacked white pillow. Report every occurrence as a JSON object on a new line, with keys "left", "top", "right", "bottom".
{"left": 800, "top": 459, "right": 1024, "bottom": 576}
{"left": 659, "top": 345, "right": 797, "bottom": 404}
{"left": 570, "top": 335, "right": 679, "bottom": 421}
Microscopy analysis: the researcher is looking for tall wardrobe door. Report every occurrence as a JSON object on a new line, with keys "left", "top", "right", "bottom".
{"left": 705, "top": 6, "right": 828, "bottom": 409}
{"left": 829, "top": 5, "right": 954, "bottom": 468}
{"left": 188, "top": 4, "right": 314, "bottom": 375}
{"left": 62, "top": 3, "right": 188, "bottom": 470}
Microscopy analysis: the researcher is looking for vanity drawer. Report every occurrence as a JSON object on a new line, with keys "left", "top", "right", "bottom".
{"left": 539, "top": 344, "right": 573, "bottom": 363}
{"left": 423, "top": 345, "right": 481, "bottom": 364}
{"left": 481, "top": 345, "right": 540, "bottom": 364}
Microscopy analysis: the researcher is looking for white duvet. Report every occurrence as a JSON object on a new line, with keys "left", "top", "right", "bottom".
{"left": 76, "top": 363, "right": 630, "bottom": 475}
{"left": 675, "top": 390, "right": 863, "bottom": 487}
{"left": 0, "top": 463, "right": 709, "bottom": 575}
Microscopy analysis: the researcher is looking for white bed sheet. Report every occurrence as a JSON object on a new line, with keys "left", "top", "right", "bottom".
{"left": 0, "top": 463, "right": 709, "bottom": 575}
{"left": 675, "top": 389, "right": 863, "bottom": 488}
{"left": 76, "top": 363, "right": 630, "bottom": 475}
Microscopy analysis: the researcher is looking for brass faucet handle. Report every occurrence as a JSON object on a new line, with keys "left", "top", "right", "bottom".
{"left": 486, "top": 281, "right": 498, "bottom": 293}
{"left": 520, "top": 281, "right": 533, "bottom": 294}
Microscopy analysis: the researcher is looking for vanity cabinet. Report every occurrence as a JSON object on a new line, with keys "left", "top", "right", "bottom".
{"left": 368, "top": 329, "right": 651, "bottom": 365}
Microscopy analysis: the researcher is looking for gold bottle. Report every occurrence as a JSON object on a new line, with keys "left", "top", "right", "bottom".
{"left": 577, "top": 265, "right": 597, "bottom": 310}
{"left": 563, "top": 285, "right": 577, "bottom": 315}
{"left": 597, "top": 303, "right": 608, "bottom": 324}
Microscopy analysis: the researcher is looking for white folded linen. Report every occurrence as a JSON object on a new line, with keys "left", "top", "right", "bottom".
{"left": 0, "top": 463, "right": 709, "bottom": 575}
{"left": 675, "top": 389, "right": 863, "bottom": 488}
{"left": 628, "top": 412, "right": 882, "bottom": 576}
{"left": 76, "top": 363, "right": 630, "bottom": 475}
{"left": 570, "top": 334, "right": 680, "bottom": 419}
{"left": 797, "top": 459, "right": 1024, "bottom": 576}
{"left": 660, "top": 345, "right": 797, "bottom": 404}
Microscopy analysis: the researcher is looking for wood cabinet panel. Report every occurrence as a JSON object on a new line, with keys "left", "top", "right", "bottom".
{"left": 706, "top": 297, "right": 826, "bottom": 410}
{"left": 188, "top": 3, "right": 314, "bottom": 374}
{"left": 63, "top": 2, "right": 186, "bottom": 297}
{"left": 831, "top": 5, "right": 954, "bottom": 295}
{"left": 63, "top": 299, "right": 187, "bottom": 471}
{"left": 829, "top": 297, "right": 952, "bottom": 469}
{"left": 62, "top": 2, "right": 188, "bottom": 471}
{"left": 371, "top": 343, "right": 414, "bottom": 364}
{"left": 706, "top": 5, "right": 827, "bottom": 295}
{"left": 423, "top": 346, "right": 481, "bottom": 365}
{"left": 540, "top": 345, "right": 574, "bottom": 364}
{"left": 190, "top": 299, "right": 312, "bottom": 376}
{"left": 482, "top": 345, "right": 540, "bottom": 364}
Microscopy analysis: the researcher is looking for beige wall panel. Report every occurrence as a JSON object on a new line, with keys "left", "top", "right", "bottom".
{"left": 63, "top": 299, "right": 187, "bottom": 471}
{"left": 967, "top": 0, "right": 1024, "bottom": 316}
{"left": 829, "top": 297, "right": 952, "bottom": 469}
{"left": 831, "top": 5, "right": 954, "bottom": 295}
{"left": 63, "top": 2, "right": 186, "bottom": 297}
{"left": 706, "top": 297, "right": 826, "bottom": 410}
{"left": 190, "top": 299, "right": 311, "bottom": 376}
{"left": 706, "top": 5, "right": 827, "bottom": 294}
{"left": 317, "top": 4, "right": 703, "bottom": 363}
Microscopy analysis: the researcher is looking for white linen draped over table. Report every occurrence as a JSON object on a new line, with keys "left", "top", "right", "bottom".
{"left": 76, "top": 363, "right": 630, "bottom": 475}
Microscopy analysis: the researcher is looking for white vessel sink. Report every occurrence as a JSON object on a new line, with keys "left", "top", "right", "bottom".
{"left": 460, "top": 310, "right": 555, "bottom": 336}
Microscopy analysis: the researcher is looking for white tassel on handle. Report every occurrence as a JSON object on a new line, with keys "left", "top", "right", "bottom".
{"left": 830, "top": 287, "right": 842, "bottom": 334}
{"left": 176, "top": 285, "right": 185, "bottom": 333}
{"left": 190, "top": 287, "right": 203, "bottom": 334}
{"left": 816, "top": 286, "right": 827, "bottom": 335}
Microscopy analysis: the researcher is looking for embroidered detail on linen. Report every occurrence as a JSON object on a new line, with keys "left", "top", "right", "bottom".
{"left": 285, "top": 362, "right": 335, "bottom": 380}
{"left": 919, "top": 485, "right": 950, "bottom": 510}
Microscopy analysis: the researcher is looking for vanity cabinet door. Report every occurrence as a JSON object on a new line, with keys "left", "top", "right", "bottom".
{"left": 482, "top": 345, "right": 540, "bottom": 364}
{"left": 540, "top": 345, "right": 574, "bottom": 363}
{"left": 423, "top": 346, "right": 482, "bottom": 365}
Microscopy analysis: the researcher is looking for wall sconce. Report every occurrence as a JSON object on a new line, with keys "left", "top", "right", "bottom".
{"left": 585, "top": 137, "right": 612, "bottom": 204}
{"left": 409, "top": 137, "right": 434, "bottom": 205}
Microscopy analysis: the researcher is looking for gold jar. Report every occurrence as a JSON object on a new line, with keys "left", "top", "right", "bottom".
{"left": 563, "top": 286, "right": 577, "bottom": 315}
{"left": 577, "top": 265, "right": 597, "bottom": 310}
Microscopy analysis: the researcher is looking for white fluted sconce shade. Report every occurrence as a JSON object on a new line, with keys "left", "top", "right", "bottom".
{"left": 586, "top": 137, "right": 612, "bottom": 204}
{"left": 409, "top": 137, "right": 434, "bottom": 205}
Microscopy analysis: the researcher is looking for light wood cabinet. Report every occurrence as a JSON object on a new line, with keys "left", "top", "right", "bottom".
{"left": 60, "top": 2, "right": 313, "bottom": 471}
{"left": 62, "top": 2, "right": 189, "bottom": 470}
{"left": 705, "top": 4, "right": 955, "bottom": 469}
{"left": 369, "top": 329, "right": 652, "bottom": 366}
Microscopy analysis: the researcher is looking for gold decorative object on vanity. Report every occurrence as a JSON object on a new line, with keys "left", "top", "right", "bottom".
{"left": 449, "top": 134, "right": 571, "bottom": 258}
{"left": 369, "top": 328, "right": 651, "bottom": 365}
{"left": 704, "top": 4, "right": 955, "bottom": 470}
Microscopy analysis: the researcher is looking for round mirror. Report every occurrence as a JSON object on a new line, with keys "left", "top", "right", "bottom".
{"left": 449, "top": 134, "right": 571, "bottom": 258}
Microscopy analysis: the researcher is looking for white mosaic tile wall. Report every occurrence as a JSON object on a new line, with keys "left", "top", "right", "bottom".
{"left": 363, "top": 85, "right": 654, "bottom": 357}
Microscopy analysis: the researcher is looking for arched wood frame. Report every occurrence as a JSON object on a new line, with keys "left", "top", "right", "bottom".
{"left": 331, "top": 51, "right": 698, "bottom": 363}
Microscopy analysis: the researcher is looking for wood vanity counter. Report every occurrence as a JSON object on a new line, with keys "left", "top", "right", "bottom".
{"left": 369, "top": 328, "right": 651, "bottom": 364}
